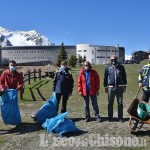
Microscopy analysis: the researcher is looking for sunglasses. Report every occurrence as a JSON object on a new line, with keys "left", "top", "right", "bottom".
{"left": 84, "top": 64, "right": 89, "bottom": 67}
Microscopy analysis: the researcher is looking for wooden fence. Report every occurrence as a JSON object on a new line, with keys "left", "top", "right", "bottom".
{"left": 20, "top": 69, "right": 54, "bottom": 100}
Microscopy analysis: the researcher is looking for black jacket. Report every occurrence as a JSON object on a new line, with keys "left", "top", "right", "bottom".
{"left": 53, "top": 67, "right": 74, "bottom": 94}
{"left": 103, "top": 64, "right": 127, "bottom": 87}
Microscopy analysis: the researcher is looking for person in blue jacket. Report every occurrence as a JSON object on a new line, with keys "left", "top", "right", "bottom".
{"left": 53, "top": 60, "right": 74, "bottom": 113}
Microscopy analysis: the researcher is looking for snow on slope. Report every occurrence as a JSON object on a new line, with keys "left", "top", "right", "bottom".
{"left": 0, "top": 27, "right": 54, "bottom": 46}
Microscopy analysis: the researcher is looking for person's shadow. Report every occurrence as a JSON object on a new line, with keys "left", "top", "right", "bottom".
{"left": 0, "top": 122, "right": 43, "bottom": 135}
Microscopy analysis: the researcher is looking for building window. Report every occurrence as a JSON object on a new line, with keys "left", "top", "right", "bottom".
{"left": 83, "top": 50, "right": 87, "bottom": 52}
{"left": 78, "top": 50, "right": 82, "bottom": 52}
{"left": 97, "top": 56, "right": 105, "bottom": 58}
{"left": 97, "top": 50, "right": 105, "bottom": 52}
{"left": 92, "top": 51, "right": 94, "bottom": 55}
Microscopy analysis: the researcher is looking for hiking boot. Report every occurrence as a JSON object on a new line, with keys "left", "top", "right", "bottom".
{"left": 85, "top": 117, "right": 90, "bottom": 122}
{"left": 96, "top": 116, "right": 103, "bottom": 122}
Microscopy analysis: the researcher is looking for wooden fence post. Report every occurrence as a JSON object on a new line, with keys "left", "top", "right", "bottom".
{"left": 20, "top": 89, "right": 23, "bottom": 100}
{"left": 28, "top": 71, "right": 30, "bottom": 84}
{"left": 34, "top": 69, "right": 36, "bottom": 82}
{"left": 20, "top": 72, "right": 24, "bottom": 100}
{"left": 39, "top": 69, "right": 41, "bottom": 80}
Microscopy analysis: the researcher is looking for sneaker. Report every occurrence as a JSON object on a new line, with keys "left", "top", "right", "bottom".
{"left": 85, "top": 117, "right": 90, "bottom": 122}
{"left": 96, "top": 116, "right": 102, "bottom": 122}
{"left": 118, "top": 118, "right": 124, "bottom": 123}
{"left": 31, "top": 114, "right": 37, "bottom": 122}
{"left": 107, "top": 117, "right": 113, "bottom": 122}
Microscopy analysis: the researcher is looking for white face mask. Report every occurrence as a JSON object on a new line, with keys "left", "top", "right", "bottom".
{"left": 9, "top": 66, "right": 16, "bottom": 72}
{"left": 61, "top": 65, "right": 67, "bottom": 70}
{"left": 84, "top": 66, "right": 90, "bottom": 71}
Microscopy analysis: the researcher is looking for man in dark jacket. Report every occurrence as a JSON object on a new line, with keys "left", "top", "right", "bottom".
{"left": 104, "top": 55, "right": 127, "bottom": 122}
{"left": 53, "top": 60, "right": 74, "bottom": 113}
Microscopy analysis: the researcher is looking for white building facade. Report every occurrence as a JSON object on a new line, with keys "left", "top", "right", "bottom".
{"left": 76, "top": 44, "right": 125, "bottom": 64}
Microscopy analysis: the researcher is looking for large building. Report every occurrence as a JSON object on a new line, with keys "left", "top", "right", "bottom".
{"left": 76, "top": 44, "right": 125, "bottom": 64}
{"left": 0, "top": 45, "right": 76, "bottom": 65}
{"left": 0, "top": 44, "right": 125, "bottom": 65}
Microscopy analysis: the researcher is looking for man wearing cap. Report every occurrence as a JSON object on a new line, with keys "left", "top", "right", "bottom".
{"left": 104, "top": 55, "right": 127, "bottom": 122}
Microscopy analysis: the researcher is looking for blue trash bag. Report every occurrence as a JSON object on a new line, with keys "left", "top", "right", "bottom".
{"left": 1, "top": 89, "right": 21, "bottom": 125}
{"left": 35, "top": 92, "right": 58, "bottom": 124}
{"left": 42, "top": 112, "right": 80, "bottom": 137}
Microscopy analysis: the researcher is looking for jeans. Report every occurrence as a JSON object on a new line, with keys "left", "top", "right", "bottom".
{"left": 83, "top": 92, "right": 100, "bottom": 118}
{"left": 108, "top": 87, "right": 123, "bottom": 119}
{"left": 56, "top": 93, "right": 69, "bottom": 113}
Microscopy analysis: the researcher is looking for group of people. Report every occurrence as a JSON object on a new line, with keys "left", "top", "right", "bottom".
{"left": 1, "top": 55, "right": 150, "bottom": 124}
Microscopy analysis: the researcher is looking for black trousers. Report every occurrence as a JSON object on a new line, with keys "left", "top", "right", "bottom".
{"left": 56, "top": 93, "right": 69, "bottom": 113}
{"left": 108, "top": 87, "right": 123, "bottom": 119}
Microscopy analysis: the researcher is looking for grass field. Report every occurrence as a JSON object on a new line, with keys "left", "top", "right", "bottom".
{"left": 0, "top": 61, "right": 150, "bottom": 150}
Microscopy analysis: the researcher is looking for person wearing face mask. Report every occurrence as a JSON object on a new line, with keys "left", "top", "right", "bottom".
{"left": 53, "top": 60, "right": 74, "bottom": 113}
{"left": 138, "top": 55, "right": 150, "bottom": 102}
{"left": 104, "top": 55, "right": 127, "bottom": 122}
{"left": 0, "top": 60, "right": 23, "bottom": 91}
{"left": 78, "top": 61, "right": 102, "bottom": 122}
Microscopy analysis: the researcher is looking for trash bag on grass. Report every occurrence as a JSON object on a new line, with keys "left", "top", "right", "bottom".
{"left": 1, "top": 89, "right": 21, "bottom": 125}
{"left": 42, "top": 112, "right": 80, "bottom": 137}
{"left": 35, "top": 92, "right": 58, "bottom": 124}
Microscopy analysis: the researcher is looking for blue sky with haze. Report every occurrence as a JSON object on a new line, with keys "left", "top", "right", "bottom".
{"left": 1, "top": 0, "right": 150, "bottom": 55}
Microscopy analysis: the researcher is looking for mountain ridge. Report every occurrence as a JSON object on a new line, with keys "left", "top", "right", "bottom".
{"left": 0, "top": 27, "right": 54, "bottom": 46}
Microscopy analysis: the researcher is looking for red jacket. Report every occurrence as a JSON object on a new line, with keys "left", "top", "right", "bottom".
{"left": 78, "top": 67, "right": 100, "bottom": 96}
{"left": 0, "top": 69, "right": 23, "bottom": 90}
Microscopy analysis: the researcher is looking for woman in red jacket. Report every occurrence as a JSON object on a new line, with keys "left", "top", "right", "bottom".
{"left": 78, "top": 61, "right": 102, "bottom": 122}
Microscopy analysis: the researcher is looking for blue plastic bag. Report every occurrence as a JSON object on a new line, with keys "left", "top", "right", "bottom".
{"left": 42, "top": 112, "right": 80, "bottom": 136}
{"left": 1, "top": 89, "right": 21, "bottom": 125}
{"left": 35, "top": 92, "right": 58, "bottom": 124}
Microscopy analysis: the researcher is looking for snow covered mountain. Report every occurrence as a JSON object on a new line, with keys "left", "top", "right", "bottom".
{"left": 0, "top": 27, "right": 54, "bottom": 46}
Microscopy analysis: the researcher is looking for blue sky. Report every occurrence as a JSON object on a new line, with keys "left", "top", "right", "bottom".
{"left": 0, "top": 0, "right": 150, "bottom": 55}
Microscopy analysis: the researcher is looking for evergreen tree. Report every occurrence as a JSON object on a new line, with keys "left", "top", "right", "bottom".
{"left": 78, "top": 55, "right": 83, "bottom": 66}
{"left": 83, "top": 55, "right": 86, "bottom": 63}
{"left": 68, "top": 55, "right": 78, "bottom": 67}
{"left": 55, "top": 42, "right": 68, "bottom": 67}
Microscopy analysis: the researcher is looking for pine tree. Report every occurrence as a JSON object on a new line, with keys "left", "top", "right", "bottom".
{"left": 55, "top": 42, "right": 68, "bottom": 67}
{"left": 78, "top": 55, "right": 83, "bottom": 66}
{"left": 83, "top": 55, "right": 86, "bottom": 63}
{"left": 68, "top": 55, "right": 78, "bottom": 67}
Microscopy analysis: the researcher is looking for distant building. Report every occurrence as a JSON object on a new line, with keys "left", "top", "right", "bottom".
{"left": 0, "top": 44, "right": 125, "bottom": 65}
{"left": 132, "top": 50, "right": 149, "bottom": 62}
{"left": 0, "top": 46, "right": 75, "bottom": 65}
{"left": 76, "top": 44, "right": 125, "bottom": 64}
